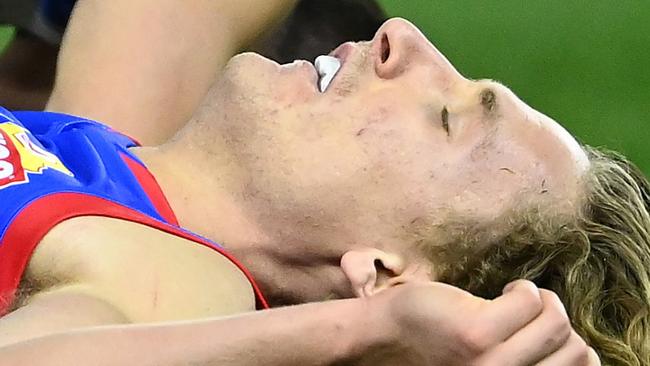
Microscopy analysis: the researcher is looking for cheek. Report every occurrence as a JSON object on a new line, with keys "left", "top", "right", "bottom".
{"left": 354, "top": 130, "right": 443, "bottom": 212}
{"left": 355, "top": 112, "right": 437, "bottom": 178}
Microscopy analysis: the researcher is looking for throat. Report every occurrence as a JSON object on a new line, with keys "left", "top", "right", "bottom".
{"left": 129, "top": 145, "right": 270, "bottom": 254}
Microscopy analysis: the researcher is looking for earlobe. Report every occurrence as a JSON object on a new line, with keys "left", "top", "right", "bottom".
{"left": 340, "top": 248, "right": 405, "bottom": 298}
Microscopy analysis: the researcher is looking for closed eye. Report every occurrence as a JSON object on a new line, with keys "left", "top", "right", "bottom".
{"left": 441, "top": 106, "right": 450, "bottom": 136}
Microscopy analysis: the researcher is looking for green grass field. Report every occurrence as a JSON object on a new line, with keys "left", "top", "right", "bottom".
{"left": 380, "top": 1, "right": 650, "bottom": 174}
{"left": 0, "top": 27, "right": 12, "bottom": 53}
{"left": 1, "top": 2, "right": 649, "bottom": 172}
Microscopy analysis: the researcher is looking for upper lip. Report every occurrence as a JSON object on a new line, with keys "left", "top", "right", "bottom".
{"left": 320, "top": 42, "right": 354, "bottom": 92}
{"left": 330, "top": 42, "right": 354, "bottom": 64}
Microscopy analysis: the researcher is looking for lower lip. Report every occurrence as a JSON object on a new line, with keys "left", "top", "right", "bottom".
{"left": 282, "top": 60, "right": 319, "bottom": 80}
{"left": 275, "top": 61, "right": 318, "bottom": 95}
{"left": 281, "top": 60, "right": 311, "bottom": 69}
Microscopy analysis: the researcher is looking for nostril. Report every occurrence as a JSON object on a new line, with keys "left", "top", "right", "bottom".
{"left": 380, "top": 33, "right": 390, "bottom": 64}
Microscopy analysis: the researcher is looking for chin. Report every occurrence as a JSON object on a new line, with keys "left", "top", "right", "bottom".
{"left": 223, "top": 53, "right": 319, "bottom": 104}
{"left": 218, "top": 53, "right": 278, "bottom": 92}
{"left": 229, "top": 52, "right": 281, "bottom": 68}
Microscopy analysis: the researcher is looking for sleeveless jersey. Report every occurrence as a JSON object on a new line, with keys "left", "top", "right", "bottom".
{"left": 0, "top": 107, "right": 268, "bottom": 314}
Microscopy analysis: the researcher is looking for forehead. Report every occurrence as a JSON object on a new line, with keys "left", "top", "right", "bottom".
{"left": 492, "top": 82, "right": 586, "bottom": 160}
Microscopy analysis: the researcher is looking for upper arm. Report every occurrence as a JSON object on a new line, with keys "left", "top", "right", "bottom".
{"left": 47, "top": 0, "right": 297, "bottom": 145}
{"left": 0, "top": 285, "right": 129, "bottom": 348}
{"left": 47, "top": 0, "right": 232, "bottom": 145}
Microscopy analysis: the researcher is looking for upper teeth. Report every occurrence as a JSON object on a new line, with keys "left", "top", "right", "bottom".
{"left": 315, "top": 55, "right": 341, "bottom": 92}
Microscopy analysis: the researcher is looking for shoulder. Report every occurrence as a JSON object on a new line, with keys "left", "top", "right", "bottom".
{"left": 26, "top": 216, "right": 256, "bottom": 322}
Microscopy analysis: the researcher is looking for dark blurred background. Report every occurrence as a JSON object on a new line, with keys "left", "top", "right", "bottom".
{"left": 1, "top": 0, "right": 648, "bottom": 172}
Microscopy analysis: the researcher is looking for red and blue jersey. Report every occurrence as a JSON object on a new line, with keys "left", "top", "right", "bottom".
{"left": 0, "top": 107, "right": 268, "bottom": 314}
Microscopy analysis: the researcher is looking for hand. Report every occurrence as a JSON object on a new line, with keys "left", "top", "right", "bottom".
{"left": 363, "top": 280, "right": 600, "bottom": 366}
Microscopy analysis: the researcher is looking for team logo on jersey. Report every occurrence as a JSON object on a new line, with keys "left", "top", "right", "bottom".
{"left": 0, "top": 122, "right": 73, "bottom": 189}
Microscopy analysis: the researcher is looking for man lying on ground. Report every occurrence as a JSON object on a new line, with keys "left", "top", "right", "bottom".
{"left": 1, "top": 0, "right": 649, "bottom": 365}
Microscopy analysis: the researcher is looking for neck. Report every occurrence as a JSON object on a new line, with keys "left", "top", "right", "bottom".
{"left": 132, "top": 139, "right": 266, "bottom": 248}
{"left": 131, "top": 132, "right": 352, "bottom": 305}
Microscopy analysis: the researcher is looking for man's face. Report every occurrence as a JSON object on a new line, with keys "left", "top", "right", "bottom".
{"left": 210, "top": 18, "right": 589, "bottom": 250}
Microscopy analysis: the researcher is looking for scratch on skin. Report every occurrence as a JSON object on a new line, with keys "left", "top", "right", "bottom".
{"left": 152, "top": 274, "right": 159, "bottom": 310}
{"left": 356, "top": 128, "right": 367, "bottom": 136}
{"left": 499, "top": 167, "right": 516, "bottom": 174}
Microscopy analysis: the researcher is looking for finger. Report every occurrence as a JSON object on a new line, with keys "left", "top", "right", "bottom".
{"left": 477, "top": 289, "right": 571, "bottom": 365}
{"left": 535, "top": 331, "right": 597, "bottom": 366}
{"left": 477, "top": 280, "right": 543, "bottom": 343}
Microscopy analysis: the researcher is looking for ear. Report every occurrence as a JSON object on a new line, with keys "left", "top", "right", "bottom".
{"left": 340, "top": 248, "right": 410, "bottom": 298}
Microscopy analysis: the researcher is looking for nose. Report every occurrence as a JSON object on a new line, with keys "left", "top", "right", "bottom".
{"left": 372, "top": 18, "right": 463, "bottom": 82}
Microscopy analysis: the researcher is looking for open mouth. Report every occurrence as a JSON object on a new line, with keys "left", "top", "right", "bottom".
{"left": 314, "top": 55, "right": 341, "bottom": 93}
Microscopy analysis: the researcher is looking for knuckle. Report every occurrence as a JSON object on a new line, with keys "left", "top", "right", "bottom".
{"left": 540, "top": 290, "right": 568, "bottom": 316}
{"left": 572, "top": 337, "right": 591, "bottom": 365}
{"left": 556, "top": 331, "right": 591, "bottom": 364}
{"left": 539, "top": 290, "right": 572, "bottom": 338}
{"left": 517, "top": 283, "right": 543, "bottom": 311}
{"left": 457, "top": 326, "right": 493, "bottom": 355}
{"left": 539, "top": 288, "right": 560, "bottom": 302}
{"left": 510, "top": 279, "right": 537, "bottom": 293}
{"left": 550, "top": 311, "right": 572, "bottom": 337}
{"left": 576, "top": 348, "right": 591, "bottom": 365}
{"left": 540, "top": 289, "right": 567, "bottom": 314}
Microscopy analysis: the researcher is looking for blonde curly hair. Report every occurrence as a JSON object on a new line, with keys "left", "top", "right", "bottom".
{"left": 424, "top": 146, "right": 650, "bottom": 365}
